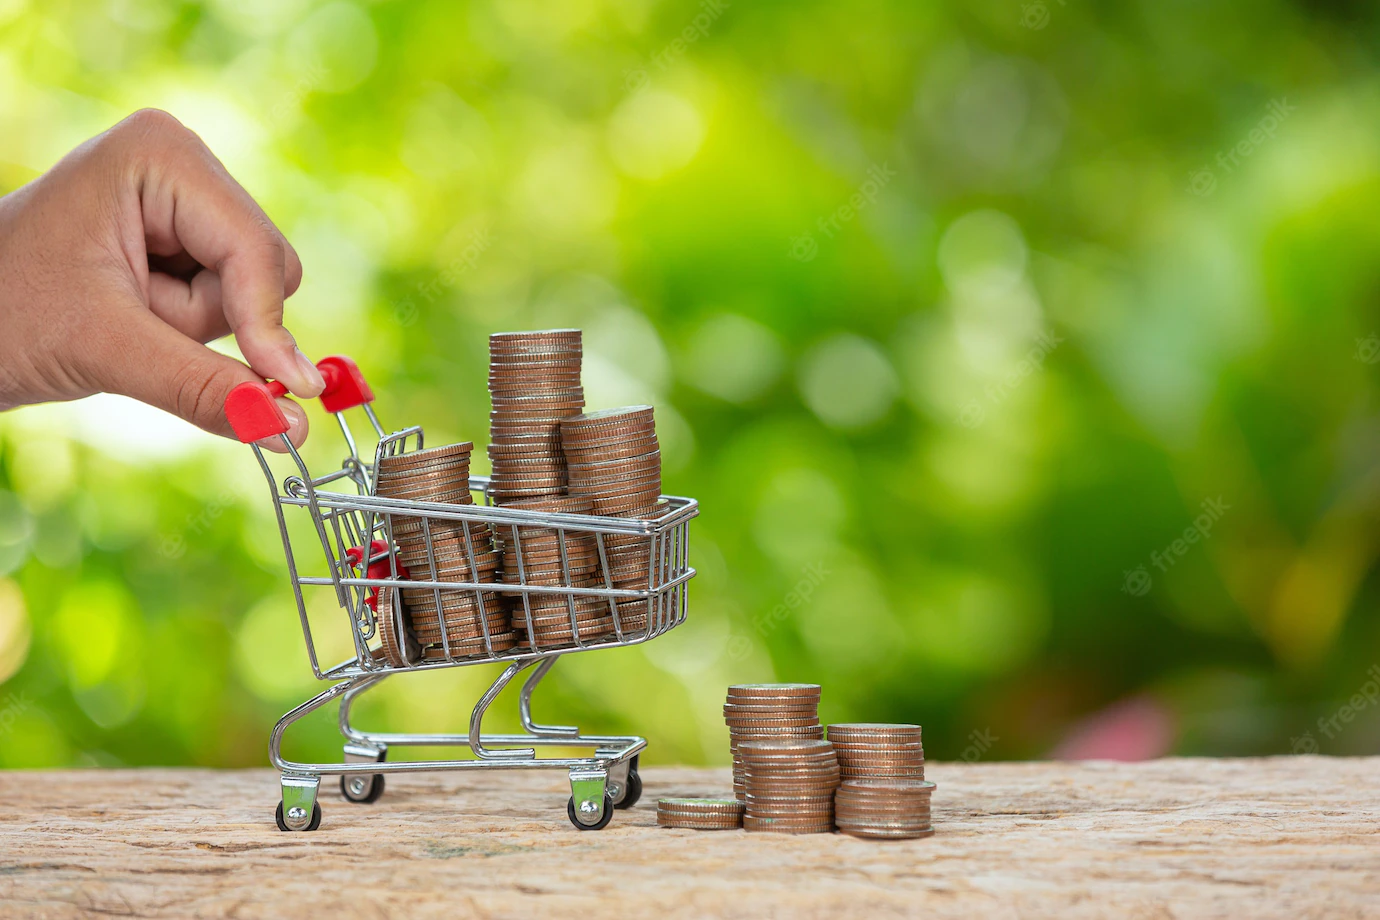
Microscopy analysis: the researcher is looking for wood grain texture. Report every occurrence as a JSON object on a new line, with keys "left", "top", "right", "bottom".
{"left": 0, "top": 757, "right": 1376, "bottom": 919}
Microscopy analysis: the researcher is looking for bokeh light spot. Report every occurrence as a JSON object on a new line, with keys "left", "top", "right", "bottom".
{"left": 798, "top": 334, "right": 899, "bottom": 429}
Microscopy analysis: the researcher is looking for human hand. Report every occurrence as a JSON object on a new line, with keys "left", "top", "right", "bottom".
{"left": 0, "top": 108, "right": 322, "bottom": 448}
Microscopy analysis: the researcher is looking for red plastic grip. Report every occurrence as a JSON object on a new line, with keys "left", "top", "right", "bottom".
{"left": 346, "top": 540, "right": 408, "bottom": 611}
{"left": 225, "top": 382, "right": 291, "bottom": 443}
{"left": 223, "top": 355, "right": 373, "bottom": 444}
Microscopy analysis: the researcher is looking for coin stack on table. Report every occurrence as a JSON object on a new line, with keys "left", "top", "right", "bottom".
{"left": 375, "top": 443, "right": 514, "bottom": 657}
{"left": 834, "top": 778, "right": 936, "bottom": 839}
{"left": 561, "top": 406, "right": 662, "bottom": 634}
{"left": 723, "top": 683, "right": 824, "bottom": 801}
{"left": 827, "top": 723, "right": 925, "bottom": 780}
{"left": 655, "top": 797, "right": 745, "bottom": 830}
{"left": 500, "top": 494, "right": 614, "bottom": 647}
{"left": 739, "top": 739, "right": 840, "bottom": 834}
{"left": 487, "top": 330, "right": 585, "bottom": 505}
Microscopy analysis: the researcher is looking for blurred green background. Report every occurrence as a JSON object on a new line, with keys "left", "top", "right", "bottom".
{"left": 1, "top": 0, "right": 1379, "bottom": 770}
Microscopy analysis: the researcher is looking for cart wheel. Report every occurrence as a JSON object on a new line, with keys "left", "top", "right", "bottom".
{"left": 612, "top": 769, "right": 642, "bottom": 809}
{"left": 275, "top": 800, "right": 323, "bottom": 832}
{"left": 340, "top": 773, "right": 385, "bottom": 803}
{"left": 567, "top": 794, "right": 614, "bottom": 831}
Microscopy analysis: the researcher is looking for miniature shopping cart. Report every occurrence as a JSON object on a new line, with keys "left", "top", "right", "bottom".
{"left": 223, "top": 356, "right": 697, "bottom": 832}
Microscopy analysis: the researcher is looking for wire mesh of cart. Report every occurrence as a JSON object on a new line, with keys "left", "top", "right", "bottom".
{"left": 222, "top": 355, "right": 697, "bottom": 832}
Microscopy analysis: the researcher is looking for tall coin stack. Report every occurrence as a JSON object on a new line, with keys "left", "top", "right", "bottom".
{"left": 561, "top": 407, "right": 662, "bottom": 633}
{"left": 827, "top": 723, "right": 925, "bottom": 780}
{"left": 375, "top": 443, "right": 512, "bottom": 657}
{"left": 487, "top": 330, "right": 584, "bottom": 504}
{"left": 501, "top": 494, "right": 613, "bottom": 647}
{"left": 724, "top": 683, "right": 824, "bottom": 801}
{"left": 739, "top": 739, "right": 840, "bottom": 834}
{"left": 834, "top": 778, "right": 936, "bottom": 839}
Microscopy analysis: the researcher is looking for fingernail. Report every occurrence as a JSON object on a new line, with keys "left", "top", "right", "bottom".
{"left": 295, "top": 348, "right": 326, "bottom": 397}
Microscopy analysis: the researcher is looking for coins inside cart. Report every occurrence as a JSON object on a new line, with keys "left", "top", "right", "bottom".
{"left": 373, "top": 587, "right": 418, "bottom": 668}
{"left": 488, "top": 330, "right": 585, "bottom": 505}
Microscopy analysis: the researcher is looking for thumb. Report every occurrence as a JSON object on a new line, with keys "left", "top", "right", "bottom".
{"left": 96, "top": 308, "right": 309, "bottom": 448}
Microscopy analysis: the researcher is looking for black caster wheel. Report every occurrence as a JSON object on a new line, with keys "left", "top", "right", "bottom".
{"left": 341, "top": 773, "right": 385, "bottom": 803}
{"left": 613, "top": 768, "right": 642, "bottom": 809}
{"left": 567, "top": 794, "right": 615, "bottom": 831}
{"left": 275, "top": 800, "right": 322, "bottom": 832}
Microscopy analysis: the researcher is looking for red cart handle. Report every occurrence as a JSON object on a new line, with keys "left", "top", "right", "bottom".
{"left": 224, "top": 355, "right": 374, "bottom": 443}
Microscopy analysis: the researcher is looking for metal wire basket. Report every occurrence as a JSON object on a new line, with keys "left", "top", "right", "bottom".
{"left": 223, "top": 355, "right": 697, "bottom": 831}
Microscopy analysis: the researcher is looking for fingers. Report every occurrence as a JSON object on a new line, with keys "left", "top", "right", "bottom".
{"left": 99, "top": 305, "right": 309, "bottom": 449}
{"left": 116, "top": 110, "right": 321, "bottom": 398}
{"left": 148, "top": 271, "right": 231, "bottom": 343}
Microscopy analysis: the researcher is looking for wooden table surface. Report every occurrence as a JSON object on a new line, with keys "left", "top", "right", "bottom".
{"left": 1, "top": 757, "right": 1376, "bottom": 919}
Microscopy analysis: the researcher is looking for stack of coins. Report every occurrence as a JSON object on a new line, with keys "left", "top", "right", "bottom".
{"left": 561, "top": 407, "right": 662, "bottom": 633}
{"left": 487, "top": 331, "right": 584, "bottom": 504}
{"left": 375, "top": 443, "right": 507, "bottom": 657}
{"left": 827, "top": 723, "right": 925, "bottom": 780}
{"left": 656, "top": 797, "right": 745, "bottom": 830}
{"left": 724, "top": 683, "right": 824, "bottom": 801}
{"left": 739, "top": 739, "right": 840, "bottom": 834}
{"left": 500, "top": 495, "right": 614, "bottom": 647}
{"left": 834, "top": 778, "right": 936, "bottom": 839}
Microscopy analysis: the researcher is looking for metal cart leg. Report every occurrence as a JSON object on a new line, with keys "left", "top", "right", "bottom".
{"left": 567, "top": 767, "right": 612, "bottom": 831}
{"left": 519, "top": 656, "right": 579, "bottom": 738}
{"left": 276, "top": 773, "right": 322, "bottom": 832}
{"left": 338, "top": 675, "right": 388, "bottom": 803}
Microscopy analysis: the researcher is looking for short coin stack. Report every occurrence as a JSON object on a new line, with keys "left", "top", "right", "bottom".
{"left": 724, "top": 683, "right": 824, "bottom": 801}
{"left": 487, "top": 331, "right": 584, "bottom": 504}
{"left": 739, "top": 739, "right": 840, "bottom": 834}
{"left": 827, "top": 723, "right": 925, "bottom": 780}
{"left": 561, "top": 407, "right": 662, "bottom": 633}
{"left": 834, "top": 778, "right": 936, "bottom": 839}
{"left": 501, "top": 494, "right": 613, "bottom": 647}
{"left": 656, "top": 797, "right": 744, "bottom": 830}
{"left": 375, "top": 443, "right": 512, "bottom": 656}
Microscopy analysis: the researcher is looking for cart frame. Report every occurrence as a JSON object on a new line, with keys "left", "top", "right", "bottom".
{"left": 224, "top": 356, "right": 696, "bottom": 831}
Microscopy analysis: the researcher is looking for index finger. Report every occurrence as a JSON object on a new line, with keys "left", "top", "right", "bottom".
{"left": 118, "top": 109, "right": 321, "bottom": 398}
